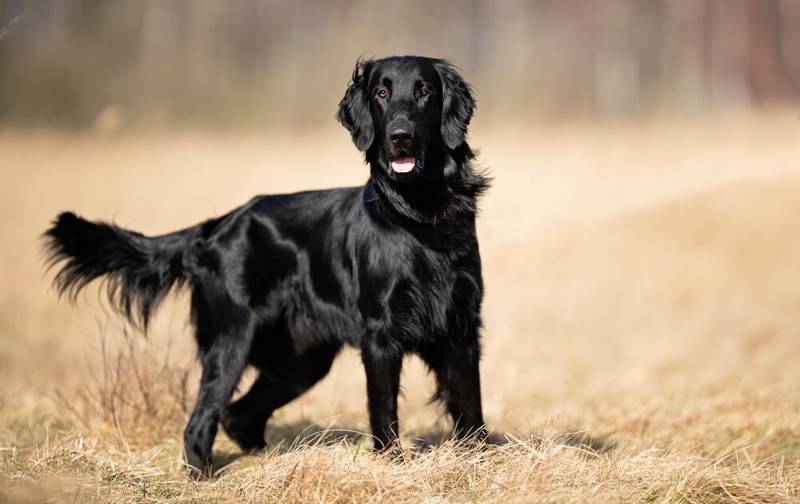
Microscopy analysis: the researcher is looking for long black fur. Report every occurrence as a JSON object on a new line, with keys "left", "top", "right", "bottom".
{"left": 43, "top": 56, "right": 490, "bottom": 477}
{"left": 43, "top": 212, "right": 203, "bottom": 329}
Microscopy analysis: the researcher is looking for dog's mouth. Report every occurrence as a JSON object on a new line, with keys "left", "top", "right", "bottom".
{"left": 390, "top": 156, "right": 416, "bottom": 174}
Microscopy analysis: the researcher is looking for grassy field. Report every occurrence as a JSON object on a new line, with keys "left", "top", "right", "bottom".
{"left": 2, "top": 113, "right": 800, "bottom": 502}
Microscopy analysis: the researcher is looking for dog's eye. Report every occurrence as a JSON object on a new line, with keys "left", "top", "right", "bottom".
{"left": 420, "top": 87, "right": 430, "bottom": 97}
{"left": 377, "top": 89, "right": 387, "bottom": 99}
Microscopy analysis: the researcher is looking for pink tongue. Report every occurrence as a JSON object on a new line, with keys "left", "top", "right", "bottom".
{"left": 390, "top": 157, "right": 416, "bottom": 173}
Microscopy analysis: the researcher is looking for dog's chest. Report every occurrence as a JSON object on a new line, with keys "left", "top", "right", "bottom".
{"left": 356, "top": 239, "right": 481, "bottom": 341}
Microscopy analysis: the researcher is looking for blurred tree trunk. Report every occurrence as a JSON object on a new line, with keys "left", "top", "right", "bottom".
{"left": 702, "top": 0, "right": 750, "bottom": 107}
{"left": 748, "top": 0, "right": 794, "bottom": 101}
{"left": 778, "top": 0, "right": 800, "bottom": 94}
{"left": 2, "top": 0, "right": 800, "bottom": 127}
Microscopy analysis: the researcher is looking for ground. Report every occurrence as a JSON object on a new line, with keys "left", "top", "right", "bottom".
{"left": 2, "top": 113, "right": 800, "bottom": 502}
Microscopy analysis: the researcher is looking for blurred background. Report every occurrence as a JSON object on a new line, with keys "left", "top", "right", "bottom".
{"left": 1, "top": 0, "right": 799, "bottom": 130}
{"left": 2, "top": 2, "right": 800, "bottom": 501}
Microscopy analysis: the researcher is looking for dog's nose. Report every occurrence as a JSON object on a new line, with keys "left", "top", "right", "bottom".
{"left": 390, "top": 129, "right": 414, "bottom": 144}
{"left": 389, "top": 116, "right": 415, "bottom": 145}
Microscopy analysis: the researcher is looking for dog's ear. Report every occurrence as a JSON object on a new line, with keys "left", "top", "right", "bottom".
{"left": 336, "top": 58, "right": 375, "bottom": 151}
{"left": 435, "top": 61, "right": 475, "bottom": 150}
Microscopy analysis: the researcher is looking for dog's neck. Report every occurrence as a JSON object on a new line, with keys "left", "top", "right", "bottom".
{"left": 365, "top": 143, "right": 490, "bottom": 226}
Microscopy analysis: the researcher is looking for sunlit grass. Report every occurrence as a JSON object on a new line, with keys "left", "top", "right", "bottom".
{"left": 2, "top": 113, "right": 800, "bottom": 502}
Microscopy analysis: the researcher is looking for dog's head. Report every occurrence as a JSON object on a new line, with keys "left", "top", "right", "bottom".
{"left": 337, "top": 56, "right": 475, "bottom": 182}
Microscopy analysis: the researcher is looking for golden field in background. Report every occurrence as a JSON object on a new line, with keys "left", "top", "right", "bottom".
{"left": 2, "top": 113, "right": 800, "bottom": 502}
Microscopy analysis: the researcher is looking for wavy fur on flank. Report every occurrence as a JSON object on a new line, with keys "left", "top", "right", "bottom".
{"left": 43, "top": 56, "right": 490, "bottom": 478}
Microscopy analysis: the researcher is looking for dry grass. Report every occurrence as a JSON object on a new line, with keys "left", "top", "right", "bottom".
{"left": 2, "top": 112, "right": 800, "bottom": 502}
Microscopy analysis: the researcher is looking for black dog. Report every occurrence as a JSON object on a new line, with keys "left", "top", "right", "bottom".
{"left": 44, "top": 56, "right": 490, "bottom": 476}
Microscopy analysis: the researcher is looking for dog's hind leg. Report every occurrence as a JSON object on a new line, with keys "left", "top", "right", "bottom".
{"left": 221, "top": 344, "right": 339, "bottom": 451}
{"left": 220, "top": 373, "right": 272, "bottom": 451}
{"left": 183, "top": 304, "right": 254, "bottom": 478}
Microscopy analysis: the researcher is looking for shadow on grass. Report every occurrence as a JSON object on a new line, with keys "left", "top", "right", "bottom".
{"left": 210, "top": 421, "right": 617, "bottom": 476}
{"left": 407, "top": 427, "right": 616, "bottom": 454}
{"left": 559, "top": 431, "right": 617, "bottom": 453}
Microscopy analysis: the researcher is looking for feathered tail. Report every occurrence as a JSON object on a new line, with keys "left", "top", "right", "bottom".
{"left": 42, "top": 211, "right": 200, "bottom": 329}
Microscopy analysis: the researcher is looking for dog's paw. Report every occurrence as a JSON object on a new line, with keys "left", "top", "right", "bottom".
{"left": 221, "top": 408, "right": 268, "bottom": 452}
{"left": 184, "top": 451, "right": 212, "bottom": 480}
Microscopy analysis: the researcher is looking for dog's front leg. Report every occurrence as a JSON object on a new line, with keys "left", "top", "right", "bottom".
{"left": 422, "top": 339, "right": 487, "bottom": 443}
{"left": 361, "top": 339, "right": 403, "bottom": 453}
{"left": 441, "top": 343, "right": 486, "bottom": 442}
